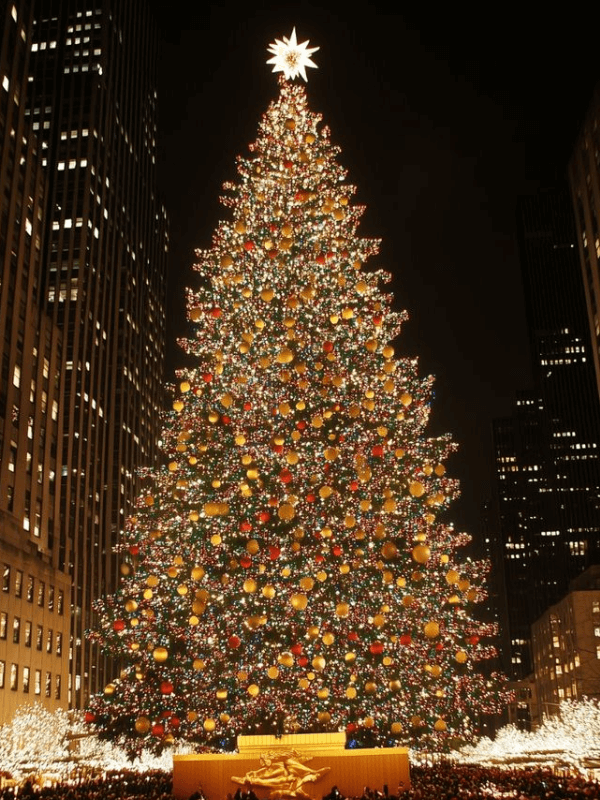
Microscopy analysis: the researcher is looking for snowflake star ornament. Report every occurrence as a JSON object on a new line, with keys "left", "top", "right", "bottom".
{"left": 267, "top": 28, "right": 319, "bottom": 81}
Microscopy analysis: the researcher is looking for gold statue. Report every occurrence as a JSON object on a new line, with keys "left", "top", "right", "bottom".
{"left": 232, "top": 749, "right": 331, "bottom": 799}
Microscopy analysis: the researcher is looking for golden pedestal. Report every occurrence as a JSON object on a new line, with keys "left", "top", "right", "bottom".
{"left": 172, "top": 733, "right": 410, "bottom": 800}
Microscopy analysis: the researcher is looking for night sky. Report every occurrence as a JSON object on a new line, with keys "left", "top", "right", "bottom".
{"left": 152, "top": 4, "right": 600, "bottom": 536}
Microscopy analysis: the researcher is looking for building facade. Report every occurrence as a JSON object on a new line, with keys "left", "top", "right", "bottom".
{"left": 570, "top": 82, "right": 600, "bottom": 405}
{"left": 492, "top": 187, "right": 600, "bottom": 682}
{"left": 0, "top": 0, "right": 168, "bottom": 720}
{"left": 532, "top": 566, "right": 600, "bottom": 718}
{"left": 0, "top": 0, "right": 72, "bottom": 722}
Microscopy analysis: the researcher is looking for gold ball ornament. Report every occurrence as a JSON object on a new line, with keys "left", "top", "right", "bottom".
{"left": 135, "top": 716, "right": 151, "bottom": 734}
{"left": 423, "top": 621, "right": 440, "bottom": 639}
{"left": 409, "top": 481, "right": 425, "bottom": 497}
{"left": 278, "top": 503, "right": 295, "bottom": 521}
{"left": 312, "top": 656, "right": 326, "bottom": 672}
{"left": 434, "top": 719, "right": 447, "bottom": 731}
{"left": 291, "top": 593, "right": 308, "bottom": 610}
{"left": 153, "top": 646, "right": 169, "bottom": 662}
{"left": 446, "top": 569, "right": 460, "bottom": 585}
{"left": 412, "top": 544, "right": 431, "bottom": 564}
{"left": 248, "top": 684, "right": 260, "bottom": 697}
{"left": 203, "top": 718, "right": 216, "bottom": 732}
{"left": 455, "top": 650, "right": 468, "bottom": 663}
{"left": 278, "top": 652, "right": 294, "bottom": 668}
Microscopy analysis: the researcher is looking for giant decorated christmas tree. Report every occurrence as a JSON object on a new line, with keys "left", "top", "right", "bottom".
{"left": 86, "top": 30, "right": 510, "bottom": 756}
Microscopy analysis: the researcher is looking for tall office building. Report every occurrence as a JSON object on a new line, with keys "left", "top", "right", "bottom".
{"left": 0, "top": 0, "right": 71, "bottom": 722}
{"left": 570, "top": 82, "right": 600, "bottom": 404}
{"left": 0, "top": 0, "right": 168, "bottom": 719}
{"left": 492, "top": 187, "right": 600, "bottom": 681}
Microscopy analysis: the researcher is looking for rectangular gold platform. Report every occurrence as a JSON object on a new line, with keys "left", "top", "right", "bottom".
{"left": 172, "top": 734, "right": 410, "bottom": 800}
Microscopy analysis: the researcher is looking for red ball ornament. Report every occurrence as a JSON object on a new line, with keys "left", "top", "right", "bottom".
{"left": 315, "top": 555, "right": 325, "bottom": 563}
{"left": 160, "top": 681, "right": 174, "bottom": 695}
{"left": 297, "top": 656, "right": 308, "bottom": 667}
{"left": 399, "top": 634, "right": 412, "bottom": 646}
{"left": 129, "top": 545, "right": 139, "bottom": 556}
{"left": 373, "top": 315, "right": 383, "bottom": 325}
{"left": 279, "top": 469, "right": 293, "bottom": 484}
{"left": 113, "top": 620, "right": 125, "bottom": 632}
{"left": 323, "top": 341, "right": 334, "bottom": 352}
{"left": 346, "top": 723, "right": 357, "bottom": 733}
{"left": 241, "top": 521, "right": 252, "bottom": 532}
{"left": 209, "top": 307, "right": 222, "bottom": 318}
{"left": 258, "top": 511, "right": 270, "bottom": 523}
{"left": 350, "top": 481, "right": 359, "bottom": 492}
{"left": 228, "top": 635, "right": 241, "bottom": 649}
{"left": 170, "top": 716, "right": 181, "bottom": 729}
{"left": 243, "top": 240, "right": 255, "bottom": 251}
{"left": 269, "top": 546, "right": 280, "bottom": 560}
{"left": 436, "top": 642, "right": 444, "bottom": 651}
{"left": 348, "top": 632, "right": 359, "bottom": 642}
{"left": 269, "top": 496, "right": 279, "bottom": 507}
{"left": 370, "top": 642, "right": 384, "bottom": 654}
{"left": 222, "top": 415, "right": 231, "bottom": 424}
{"left": 291, "top": 643, "right": 303, "bottom": 655}
{"left": 332, "top": 545, "right": 342, "bottom": 556}
{"left": 372, "top": 445, "right": 384, "bottom": 457}
{"left": 272, "top": 444, "right": 284, "bottom": 453}
{"left": 268, "top": 249, "right": 279, "bottom": 259}
{"left": 202, "top": 373, "right": 213, "bottom": 383}
{"left": 283, "top": 159, "right": 293, "bottom": 169}
{"left": 84, "top": 711, "right": 96, "bottom": 724}
{"left": 316, "top": 254, "right": 326, "bottom": 265}
{"left": 297, "top": 421, "right": 307, "bottom": 430}
{"left": 151, "top": 723, "right": 165, "bottom": 737}
{"left": 240, "top": 556, "right": 252, "bottom": 568}
{"left": 244, "top": 402, "right": 252, "bottom": 411}
{"left": 467, "top": 635, "right": 480, "bottom": 645}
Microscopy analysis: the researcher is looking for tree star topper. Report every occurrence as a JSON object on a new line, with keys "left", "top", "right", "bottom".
{"left": 267, "top": 28, "right": 319, "bottom": 82}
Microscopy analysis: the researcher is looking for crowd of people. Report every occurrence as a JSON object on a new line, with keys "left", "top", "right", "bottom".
{"left": 1, "top": 763, "right": 600, "bottom": 800}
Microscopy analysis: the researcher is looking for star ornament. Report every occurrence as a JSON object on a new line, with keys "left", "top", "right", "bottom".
{"left": 267, "top": 28, "right": 319, "bottom": 82}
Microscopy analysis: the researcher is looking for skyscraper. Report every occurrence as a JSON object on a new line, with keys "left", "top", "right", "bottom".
{"left": 492, "top": 187, "right": 600, "bottom": 680}
{"left": 0, "top": 0, "right": 71, "bottom": 721}
{"left": 0, "top": 0, "right": 168, "bottom": 718}
{"left": 569, "top": 82, "right": 600, "bottom": 405}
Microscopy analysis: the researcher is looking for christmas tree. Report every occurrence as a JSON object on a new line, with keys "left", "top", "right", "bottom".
{"left": 86, "top": 29, "right": 510, "bottom": 756}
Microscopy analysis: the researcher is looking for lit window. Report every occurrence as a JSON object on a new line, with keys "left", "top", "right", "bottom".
{"left": 23, "top": 666, "right": 30, "bottom": 693}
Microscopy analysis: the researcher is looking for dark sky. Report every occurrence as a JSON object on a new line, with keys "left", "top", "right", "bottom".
{"left": 152, "top": 4, "right": 600, "bottom": 536}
